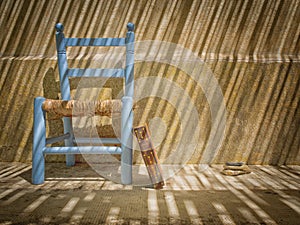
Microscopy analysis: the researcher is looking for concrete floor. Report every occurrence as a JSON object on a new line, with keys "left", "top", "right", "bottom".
{"left": 0, "top": 162, "right": 299, "bottom": 225}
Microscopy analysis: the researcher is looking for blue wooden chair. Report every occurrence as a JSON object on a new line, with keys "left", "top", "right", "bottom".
{"left": 32, "top": 23, "right": 134, "bottom": 185}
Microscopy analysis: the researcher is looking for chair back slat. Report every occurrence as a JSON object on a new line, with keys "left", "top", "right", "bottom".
{"left": 65, "top": 37, "right": 126, "bottom": 47}
{"left": 66, "top": 68, "right": 124, "bottom": 78}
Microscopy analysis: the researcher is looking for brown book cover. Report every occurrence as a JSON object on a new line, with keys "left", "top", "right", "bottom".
{"left": 134, "top": 124, "right": 164, "bottom": 189}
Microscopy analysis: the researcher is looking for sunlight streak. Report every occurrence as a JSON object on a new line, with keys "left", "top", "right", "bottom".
{"left": 148, "top": 190, "right": 159, "bottom": 224}
{"left": 238, "top": 207, "right": 259, "bottom": 224}
{"left": 23, "top": 194, "right": 50, "bottom": 213}
{"left": 61, "top": 197, "right": 80, "bottom": 213}
{"left": 212, "top": 202, "right": 236, "bottom": 225}
{"left": 106, "top": 207, "right": 120, "bottom": 224}
{"left": 164, "top": 191, "right": 180, "bottom": 223}
{"left": 83, "top": 192, "right": 96, "bottom": 202}
{"left": 184, "top": 200, "right": 203, "bottom": 225}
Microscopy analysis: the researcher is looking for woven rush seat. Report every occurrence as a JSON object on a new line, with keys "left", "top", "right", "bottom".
{"left": 42, "top": 99, "right": 122, "bottom": 118}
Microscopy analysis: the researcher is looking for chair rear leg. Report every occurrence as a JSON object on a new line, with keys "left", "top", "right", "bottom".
{"left": 32, "top": 97, "right": 46, "bottom": 185}
{"left": 63, "top": 117, "right": 75, "bottom": 166}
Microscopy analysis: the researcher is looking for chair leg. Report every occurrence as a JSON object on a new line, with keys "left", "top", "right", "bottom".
{"left": 121, "top": 96, "right": 133, "bottom": 185}
{"left": 66, "top": 154, "right": 75, "bottom": 166}
{"left": 32, "top": 97, "right": 46, "bottom": 185}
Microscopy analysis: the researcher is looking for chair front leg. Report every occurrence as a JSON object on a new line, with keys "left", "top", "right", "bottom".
{"left": 121, "top": 96, "right": 133, "bottom": 185}
{"left": 32, "top": 97, "right": 46, "bottom": 185}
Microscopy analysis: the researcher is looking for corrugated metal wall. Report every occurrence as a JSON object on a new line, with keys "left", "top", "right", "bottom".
{"left": 0, "top": 0, "right": 299, "bottom": 164}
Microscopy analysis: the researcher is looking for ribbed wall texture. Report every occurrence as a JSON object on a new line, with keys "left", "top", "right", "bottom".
{"left": 0, "top": 0, "right": 299, "bottom": 164}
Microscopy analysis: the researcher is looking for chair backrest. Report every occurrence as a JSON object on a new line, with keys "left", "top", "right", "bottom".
{"left": 55, "top": 23, "right": 135, "bottom": 101}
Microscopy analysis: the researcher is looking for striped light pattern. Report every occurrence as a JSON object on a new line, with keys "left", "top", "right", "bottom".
{"left": 0, "top": 0, "right": 299, "bottom": 164}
